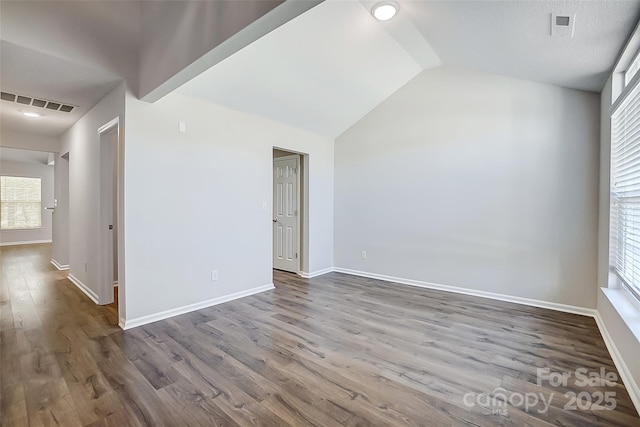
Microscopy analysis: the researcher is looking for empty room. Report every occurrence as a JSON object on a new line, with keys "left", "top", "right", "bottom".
{"left": 2, "top": 0, "right": 640, "bottom": 425}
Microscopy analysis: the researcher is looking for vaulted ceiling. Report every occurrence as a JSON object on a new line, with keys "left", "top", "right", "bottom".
{"left": 177, "top": 1, "right": 433, "bottom": 138}
{"left": 177, "top": 0, "right": 640, "bottom": 137}
{"left": 1, "top": 0, "right": 640, "bottom": 139}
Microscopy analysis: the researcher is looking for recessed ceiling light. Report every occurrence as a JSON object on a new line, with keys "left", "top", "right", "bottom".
{"left": 372, "top": 2, "right": 398, "bottom": 21}
{"left": 23, "top": 111, "right": 42, "bottom": 118}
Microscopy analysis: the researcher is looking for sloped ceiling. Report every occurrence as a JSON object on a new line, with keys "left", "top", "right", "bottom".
{"left": 406, "top": 0, "right": 640, "bottom": 92}
{"left": 177, "top": 0, "right": 640, "bottom": 138}
{"left": 2, "top": 0, "right": 640, "bottom": 140}
{"left": 177, "top": 1, "right": 435, "bottom": 138}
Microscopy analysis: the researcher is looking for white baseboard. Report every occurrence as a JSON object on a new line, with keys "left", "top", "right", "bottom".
{"left": 594, "top": 311, "right": 640, "bottom": 414}
{"left": 50, "top": 259, "right": 69, "bottom": 270}
{"left": 333, "top": 267, "right": 597, "bottom": 317}
{"left": 298, "top": 267, "right": 334, "bottom": 279}
{"left": 67, "top": 274, "right": 99, "bottom": 304}
{"left": 121, "top": 283, "right": 275, "bottom": 330}
{"left": 0, "top": 239, "right": 52, "bottom": 247}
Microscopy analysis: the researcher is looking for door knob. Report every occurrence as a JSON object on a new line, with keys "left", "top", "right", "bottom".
{"left": 273, "top": 219, "right": 277, "bottom": 223}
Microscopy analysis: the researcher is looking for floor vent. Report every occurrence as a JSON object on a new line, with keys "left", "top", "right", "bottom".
{"left": 0, "top": 91, "right": 75, "bottom": 113}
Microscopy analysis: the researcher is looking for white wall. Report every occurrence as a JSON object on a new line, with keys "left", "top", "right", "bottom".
{"left": 124, "top": 92, "right": 333, "bottom": 322}
{"left": 0, "top": 160, "right": 54, "bottom": 245}
{"left": 59, "top": 83, "right": 125, "bottom": 301}
{"left": 335, "top": 66, "right": 600, "bottom": 309}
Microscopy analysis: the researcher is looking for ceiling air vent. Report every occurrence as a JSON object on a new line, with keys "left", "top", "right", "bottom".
{"left": 1, "top": 92, "right": 16, "bottom": 102}
{"left": 551, "top": 13, "right": 575, "bottom": 38}
{"left": 32, "top": 99, "right": 47, "bottom": 108}
{"left": 0, "top": 91, "right": 76, "bottom": 113}
{"left": 16, "top": 95, "right": 31, "bottom": 105}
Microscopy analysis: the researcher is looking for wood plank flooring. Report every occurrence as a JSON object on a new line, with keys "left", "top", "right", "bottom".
{"left": 1, "top": 244, "right": 639, "bottom": 426}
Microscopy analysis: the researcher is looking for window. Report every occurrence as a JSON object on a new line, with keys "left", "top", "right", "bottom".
{"left": 0, "top": 176, "right": 42, "bottom": 230}
{"left": 625, "top": 58, "right": 638, "bottom": 87}
{"left": 625, "top": 48, "right": 640, "bottom": 87}
{"left": 611, "top": 82, "right": 640, "bottom": 299}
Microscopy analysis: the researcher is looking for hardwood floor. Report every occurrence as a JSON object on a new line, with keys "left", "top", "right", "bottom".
{"left": 1, "top": 244, "right": 639, "bottom": 426}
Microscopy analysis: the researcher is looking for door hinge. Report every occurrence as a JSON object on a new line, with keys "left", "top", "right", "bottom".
{"left": 295, "top": 252, "right": 298, "bottom": 259}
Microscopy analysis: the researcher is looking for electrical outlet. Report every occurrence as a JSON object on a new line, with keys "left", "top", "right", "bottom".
{"left": 211, "top": 270, "right": 219, "bottom": 281}
{"left": 361, "top": 251, "right": 367, "bottom": 260}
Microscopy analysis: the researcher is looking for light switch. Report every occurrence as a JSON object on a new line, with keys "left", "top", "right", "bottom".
{"left": 178, "top": 121, "right": 187, "bottom": 133}
{"left": 261, "top": 201, "right": 268, "bottom": 211}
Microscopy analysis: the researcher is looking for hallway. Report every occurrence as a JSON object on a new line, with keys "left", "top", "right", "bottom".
{"left": 1, "top": 244, "right": 118, "bottom": 425}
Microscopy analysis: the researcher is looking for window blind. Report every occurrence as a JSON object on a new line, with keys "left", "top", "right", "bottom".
{"left": 0, "top": 176, "right": 42, "bottom": 230}
{"left": 611, "top": 82, "right": 640, "bottom": 298}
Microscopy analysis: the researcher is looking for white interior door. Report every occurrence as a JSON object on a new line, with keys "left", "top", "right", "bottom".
{"left": 273, "top": 156, "right": 299, "bottom": 272}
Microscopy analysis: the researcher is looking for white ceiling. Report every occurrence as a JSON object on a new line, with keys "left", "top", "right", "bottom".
{"left": 0, "top": 41, "right": 122, "bottom": 136}
{"left": 404, "top": 0, "right": 640, "bottom": 92}
{"left": 0, "top": 41, "right": 120, "bottom": 136}
{"left": 0, "top": 0, "right": 140, "bottom": 138}
{"left": 177, "top": 0, "right": 640, "bottom": 138}
{"left": 1, "top": 0, "right": 639, "bottom": 140}
{"left": 177, "top": 0, "right": 432, "bottom": 138}
{"left": 0, "top": 147, "right": 53, "bottom": 165}
{"left": 0, "top": 0, "right": 141, "bottom": 90}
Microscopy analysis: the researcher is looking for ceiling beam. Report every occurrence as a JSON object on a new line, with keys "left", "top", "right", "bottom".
{"left": 140, "top": 0, "right": 323, "bottom": 103}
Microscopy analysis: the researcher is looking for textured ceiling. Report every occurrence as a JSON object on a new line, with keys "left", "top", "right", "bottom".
{"left": 0, "top": 41, "right": 122, "bottom": 136}
{"left": 404, "top": 0, "right": 640, "bottom": 92}
{"left": 177, "top": 1, "right": 430, "bottom": 138}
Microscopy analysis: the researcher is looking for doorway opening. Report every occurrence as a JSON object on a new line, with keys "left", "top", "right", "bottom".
{"left": 272, "top": 148, "right": 307, "bottom": 275}
{"left": 98, "top": 118, "right": 121, "bottom": 318}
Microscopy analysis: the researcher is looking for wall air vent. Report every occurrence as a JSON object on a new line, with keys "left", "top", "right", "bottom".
{"left": 551, "top": 13, "right": 575, "bottom": 38}
{"left": 0, "top": 91, "right": 76, "bottom": 113}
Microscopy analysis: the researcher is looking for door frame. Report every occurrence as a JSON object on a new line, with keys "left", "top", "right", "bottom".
{"left": 97, "top": 117, "right": 124, "bottom": 320}
{"left": 272, "top": 148, "right": 306, "bottom": 274}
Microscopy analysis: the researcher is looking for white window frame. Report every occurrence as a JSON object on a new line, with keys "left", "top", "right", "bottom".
{"left": 624, "top": 49, "right": 640, "bottom": 87}
{"left": 611, "top": 39, "right": 640, "bottom": 304}
{"left": 0, "top": 175, "right": 43, "bottom": 231}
